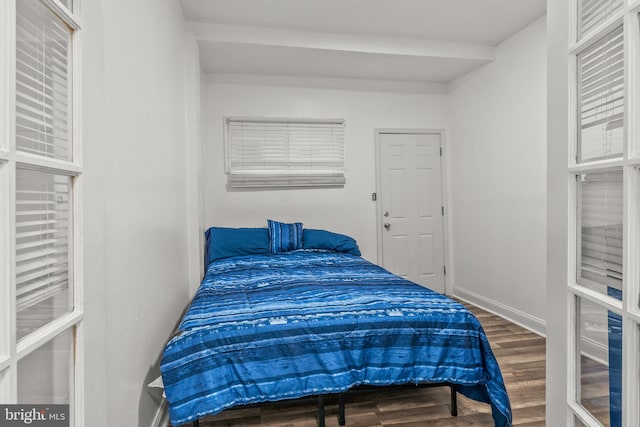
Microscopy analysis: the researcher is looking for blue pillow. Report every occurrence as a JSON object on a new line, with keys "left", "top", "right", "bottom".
{"left": 267, "top": 220, "right": 303, "bottom": 253}
{"left": 302, "top": 229, "right": 361, "bottom": 256}
{"left": 204, "top": 227, "right": 270, "bottom": 267}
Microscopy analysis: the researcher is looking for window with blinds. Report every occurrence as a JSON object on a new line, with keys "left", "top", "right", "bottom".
{"left": 578, "top": 169, "right": 623, "bottom": 295}
{"left": 3, "top": 0, "right": 81, "bottom": 415}
{"left": 577, "top": 25, "right": 624, "bottom": 163}
{"left": 15, "top": 168, "right": 72, "bottom": 339}
{"left": 16, "top": 0, "right": 71, "bottom": 161}
{"left": 225, "top": 117, "right": 346, "bottom": 188}
{"left": 578, "top": 0, "right": 623, "bottom": 37}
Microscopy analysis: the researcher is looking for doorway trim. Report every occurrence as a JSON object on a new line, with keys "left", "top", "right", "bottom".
{"left": 374, "top": 128, "right": 452, "bottom": 295}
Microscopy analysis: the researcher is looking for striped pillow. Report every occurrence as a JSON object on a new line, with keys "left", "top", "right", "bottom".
{"left": 268, "top": 220, "right": 303, "bottom": 253}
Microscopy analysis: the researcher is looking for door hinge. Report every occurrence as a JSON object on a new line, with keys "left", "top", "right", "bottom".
{"left": 440, "top": 147, "right": 443, "bottom": 157}
{"left": 371, "top": 192, "right": 377, "bottom": 201}
{"left": 443, "top": 265, "right": 447, "bottom": 275}
{"left": 441, "top": 206, "right": 444, "bottom": 216}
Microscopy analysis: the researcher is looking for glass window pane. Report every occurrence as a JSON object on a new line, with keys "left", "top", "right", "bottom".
{"left": 577, "top": 26, "right": 624, "bottom": 162}
{"left": 577, "top": 297, "right": 619, "bottom": 426}
{"left": 16, "top": 0, "right": 72, "bottom": 160}
{"left": 16, "top": 168, "right": 72, "bottom": 339}
{"left": 0, "top": 367, "right": 8, "bottom": 385}
{"left": 637, "top": 169, "right": 640, "bottom": 311}
{"left": 574, "top": 417, "right": 587, "bottom": 427}
{"left": 578, "top": 0, "right": 623, "bottom": 38}
{"left": 578, "top": 170, "right": 623, "bottom": 299}
{"left": 17, "top": 328, "right": 72, "bottom": 404}
{"left": 58, "top": 0, "right": 73, "bottom": 12}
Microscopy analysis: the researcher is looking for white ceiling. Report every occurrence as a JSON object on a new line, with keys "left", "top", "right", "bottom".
{"left": 181, "top": 0, "right": 546, "bottom": 92}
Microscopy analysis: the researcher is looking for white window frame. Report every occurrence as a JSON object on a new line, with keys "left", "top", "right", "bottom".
{"left": 224, "top": 116, "right": 346, "bottom": 188}
{"left": 0, "top": 0, "right": 84, "bottom": 425}
{"left": 567, "top": 1, "right": 640, "bottom": 425}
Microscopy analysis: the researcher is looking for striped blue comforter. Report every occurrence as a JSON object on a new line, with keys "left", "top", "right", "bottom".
{"left": 161, "top": 251, "right": 512, "bottom": 426}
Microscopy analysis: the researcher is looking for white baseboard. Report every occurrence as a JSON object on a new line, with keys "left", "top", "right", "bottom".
{"left": 581, "top": 336, "right": 608, "bottom": 366}
{"left": 151, "top": 399, "right": 169, "bottom": 427}
{"left": 453, "top": 285, "right": 547, "bottom": 337}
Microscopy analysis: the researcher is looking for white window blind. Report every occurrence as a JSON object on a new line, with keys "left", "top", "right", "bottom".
{"left": 16, "top": 0, "right": 71, "bottom": 161}
{"left": 578, "top": 169, "right": 623, "bottom": 292}
{"left": 225, "top": 117, "right": 346, "bottom": 188}
{"left": 579, "top": 0, "right": 623, "bottom": 37}
{"left": 15, "top": 168, "right": 72, "bottom": 339}
{"left": 577, "top": 25, "right": 624, "bottom": 162}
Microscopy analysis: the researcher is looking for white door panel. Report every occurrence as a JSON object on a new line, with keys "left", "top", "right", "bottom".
{"left": 391, "top": 235, "right": 410, "bottom": 277}
{"left": 417, "top": 168, "right": 433, "bottom": 217}
{"left": 418, "top": 233, "right": 435, "bottom": 275}
{"left": 379, "top": 133, "right": 445, "bottom": 292}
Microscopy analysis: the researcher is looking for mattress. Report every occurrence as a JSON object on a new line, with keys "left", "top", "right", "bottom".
{"left": 160, "top": 251, "right": 512, "bottom": 426}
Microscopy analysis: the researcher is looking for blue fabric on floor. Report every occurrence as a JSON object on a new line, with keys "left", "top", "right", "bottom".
{"left": 607, "top": 286, "right": 622, "bottom": 427}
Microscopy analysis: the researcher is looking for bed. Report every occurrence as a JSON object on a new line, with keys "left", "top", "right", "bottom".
{"left": 160, "top": 224, "right": 512, "bottom": 427}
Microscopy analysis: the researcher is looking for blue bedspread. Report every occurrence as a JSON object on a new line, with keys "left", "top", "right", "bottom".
{"left": 161, "top": 252, "right": 512, "bottom": 426}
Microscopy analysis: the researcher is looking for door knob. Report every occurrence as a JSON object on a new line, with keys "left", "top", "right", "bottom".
{"left": 384, "top": 211, "right": 389, "bottom": 217}
{"left": 384, "top": 222, "right": 391, "bottom": 230}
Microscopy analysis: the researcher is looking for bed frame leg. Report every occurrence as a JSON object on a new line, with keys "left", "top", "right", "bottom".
{"left": 192, "top": 419, "right": 199, "bottom": 427}
{"left": 338, "top": 393, "right": 346, "bottom": 425}
{"left": 317, "top": 395, "right": 326, "bottom": 427}
{"left": 450, "top": 384, "right": 458, "bottom": 416}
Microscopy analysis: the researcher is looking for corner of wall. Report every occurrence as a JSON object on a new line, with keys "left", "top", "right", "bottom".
{"left": 453, "top": 285, "right": 546, "bottom": 337}
{"left": 184, "top": 31, "right": 206, "bottom": 295}
{"left": 445, "top": 14, "right": 548, "bottom": 331}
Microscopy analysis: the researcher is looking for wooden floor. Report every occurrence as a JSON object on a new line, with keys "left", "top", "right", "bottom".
{"left": 188, "top": 301, "right": 549, "bottom": 427}
{"left": 580, "top": 356, "right": 611, "bottom": 426}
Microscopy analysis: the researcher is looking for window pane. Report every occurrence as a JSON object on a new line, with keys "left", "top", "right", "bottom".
{"left": 578, "top": 0, "right": 623, "bottom": 38}
{"left": 637, "top": 169, "right": 640, "bottom": 311}
{"left": 0, "top": 368, "right": 8, "bottom": 388}
{"left": 577, "top": 26, "right": 624, "bottom": 162}
{"left": 58, "top": 0, "right": 73, "bottom": 12}
{"left": 574, "top": 417, "right": 588, "bottom": 427}
{"left": 578, "top": 169, "right": 623, "bottom": 299}
{"left": 17, "top": 328, "right": 72, "bottom": 404}
{"left": 577, "top": 297, "right": 615, "bottom": 425}
{"left": 16, "top": 168, "right": 72, "bottom": 339}
{"left": 16, "top": 0, "right": 72, "bottom": 160}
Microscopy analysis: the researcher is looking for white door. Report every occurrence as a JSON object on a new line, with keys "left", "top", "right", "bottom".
{"left": 378, "top": 132, "right": 445, "bottom": 293}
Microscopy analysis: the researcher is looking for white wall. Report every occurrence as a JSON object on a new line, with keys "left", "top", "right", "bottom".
{"left": 79, "top": 0, "right": 108, "bottom": 425}
{"left": 546, "top": 0, "right": 570, "bottom": 423}
{"left": 203, "top": 83, "right": 449, "bottom": 261}
{"left": 82, "top": 0, "right": 194, "bottom": 425}
{"left": 447, "top": 17, "right": 547, "bottom": 333}
{"left": 184, "top": 34, "right": 206, "bottom": 295}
